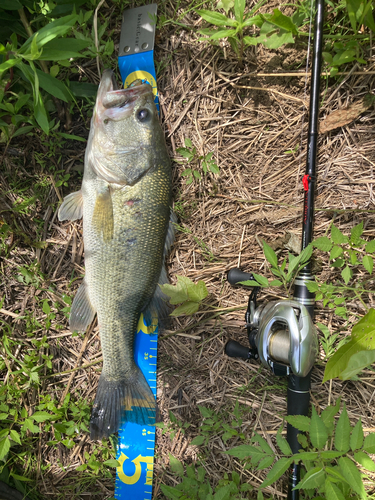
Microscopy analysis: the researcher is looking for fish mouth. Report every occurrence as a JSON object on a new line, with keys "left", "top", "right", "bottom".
{"left": 99, "top": 69, "right": 153, "bottom": 111}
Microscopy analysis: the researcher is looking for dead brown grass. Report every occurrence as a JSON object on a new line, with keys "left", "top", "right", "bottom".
{"left": 1, "top": 1, "right": 375, "bottom": 499}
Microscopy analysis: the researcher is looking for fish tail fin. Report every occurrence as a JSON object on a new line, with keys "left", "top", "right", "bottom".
{"left": 90, "top": 367, "right": 156, "bottom": 440}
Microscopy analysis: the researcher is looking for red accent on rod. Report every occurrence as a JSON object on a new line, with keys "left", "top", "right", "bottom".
{"left": 302, "top": 174, "right": 310, "bottom": 191}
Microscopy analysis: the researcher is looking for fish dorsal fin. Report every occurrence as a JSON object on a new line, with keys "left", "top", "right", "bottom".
{"left": 58, "top": 190, "right": 83, "bottom": 221}
{"left": 92, "top": 185, "right": 114, "bottom": 242}
{"left": 70, "top": 278, "right": 96, "bottom": 333}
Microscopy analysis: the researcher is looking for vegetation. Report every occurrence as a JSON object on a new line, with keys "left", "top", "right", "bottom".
{"left": 0, "top": 0, "right": 374, "bottom": 498}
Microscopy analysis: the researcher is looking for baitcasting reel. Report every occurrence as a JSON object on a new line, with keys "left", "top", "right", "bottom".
{"left": 225, "top": 268, "right": 318, "bottom": 378}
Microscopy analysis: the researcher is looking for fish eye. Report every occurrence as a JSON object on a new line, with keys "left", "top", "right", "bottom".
{"left": 137, "top": 109, "right": 149, "bottom": 122}
{"left": 104, "top": 118, "right": 109, "bottom": 125}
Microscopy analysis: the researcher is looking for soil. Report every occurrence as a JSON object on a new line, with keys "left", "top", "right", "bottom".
{"left": 1, "top": 1, "right": 375, "bottom": 499}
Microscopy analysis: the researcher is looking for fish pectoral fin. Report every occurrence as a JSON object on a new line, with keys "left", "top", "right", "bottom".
{"left": 70, "top": 278, "right": 96, "bottom": 333}
{"left": 92, "top": 186, "right": 114, "bottom": 242}
{"left": 58, "top": 190, "right": 83, "bottom": 221}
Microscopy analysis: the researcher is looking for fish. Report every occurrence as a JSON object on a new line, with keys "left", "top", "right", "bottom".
{"left": 58, "top": 69, "right": 174, "bottom": 440}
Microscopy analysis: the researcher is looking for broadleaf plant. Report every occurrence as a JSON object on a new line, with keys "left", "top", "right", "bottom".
{"left": 159, "top": 275, "right": 209, "bottom": 316}
{"left": 226, "top": 400, "right": 375, "bottom": 499}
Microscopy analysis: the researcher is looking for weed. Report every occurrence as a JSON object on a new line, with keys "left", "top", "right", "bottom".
{"left": 156, "top": 410, "right": 191, "bottom": 441}
{"left": 161, "top": 456, "right": 252, "bottom": 500}
{"left": 177, "top": 138, "right": 219, "bottom": 185}
{"left": 190, "top": 401, "right": 245, "bottom": 448}
{"left": 160, "top": 275, "right": 209, "bottom": 316}
{"left": 227, "top": 399, "right": 375, "bottom": 499}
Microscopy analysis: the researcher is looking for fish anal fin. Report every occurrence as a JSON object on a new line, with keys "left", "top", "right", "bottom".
{"left": 70, "top": 278, "right": 96, "bottom": 333}
{"left": 92, "top": 187, "right": 114, "bottom": 242}
{"left": 58, "top": 190, "right": 83, "bottom": 221}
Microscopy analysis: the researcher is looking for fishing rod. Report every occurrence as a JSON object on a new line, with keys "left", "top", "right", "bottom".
{"left": 225, "top": 0, "right": 324, "bottom": 498}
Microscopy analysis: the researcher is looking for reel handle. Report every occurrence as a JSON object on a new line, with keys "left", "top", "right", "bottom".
{"left": 225, "top": 340, "right": 251, "bottom": 359}
{"left": 227, "top": 268, "right": 254, "bottom": 286}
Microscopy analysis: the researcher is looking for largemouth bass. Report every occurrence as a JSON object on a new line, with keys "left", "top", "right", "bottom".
{"left": 58, "top": 69, "right": 173, "bottom": 440}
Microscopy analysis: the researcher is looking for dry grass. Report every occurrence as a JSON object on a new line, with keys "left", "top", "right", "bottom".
{"left": 1, "top": 1, "right": 375, "bottom": 499}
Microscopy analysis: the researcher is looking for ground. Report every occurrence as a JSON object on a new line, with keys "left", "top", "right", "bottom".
{"left": 1, "top": 1, "right": 375, "bottom": 499}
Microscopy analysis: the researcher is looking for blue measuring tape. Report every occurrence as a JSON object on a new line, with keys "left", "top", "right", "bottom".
{"left": 115, "top": 4, "right": 159, "bottom": 499}
{"left": 115, "top": 314, "right": 158, "bottom": 498}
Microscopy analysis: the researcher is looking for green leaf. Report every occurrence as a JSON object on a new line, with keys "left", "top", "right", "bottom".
{"left": 226, "top": 444, "right": 265, "bottom": 462}
{"left": 354, "top": 451, "right": 375, "bottom": 472}
{"left": 239, "top": 280, "right": 262, "bottom": 287}
{"left": 169, "top": 454, "right": 184, "bottom": 476}
{"left": 257, "top": 455, "right": 275, "bottom": 469}
{"left": 42, "top": 300, "right": 50, "bottom": 315}
{"left": 171, "top": 301, "right": 200, "bottom": 316}
{"left": 363, "top": 433, "right": 375, "bottom": 454}
{"left": 325, "top": 479, "right": 346, "bottom": 500}
{"left": 346, "top": 0, "right": 359, "bottom": 31}
{"left": 209, "top": 29, "right": 237, "bottom": 40}
{"left": 263, "top": 240, "right": 278, "bottom": 268}
{"left": 259, "top": 457, "right": 293, "bottom": 488}
{"left": 103, "top": 459, "right": 120, "bottom": 467}
{"left": 263, "top": 29, "right": 295, "bottom": 49}
{"left": 284, "top": 415, "right": 310, "bottom": 432}
{"left": 286, "top": 244, "right": 313, "bottom": 281}
{"left": 190, "top": 435, "right": 206, "bottom": 446}
{"left": 310, "top": 406, "right": 328, "bottom": 449}
{"left": 341, "top": 265, "right": 352, "bottom": 285}
{"left": 251, "top": 434, "right": 273, "bottom": 455}
{"left": 197, "top": 10, "right": 237, "bottom": 27}
{"left": 9, "top": 430, "right": 21, "bottom": 445}
{"left": 313, "top": 236, "right": 333, "bottom": 252}
{"left": 217, "top": 0, "right": 234, "bottom": 13}
{"left": 320, "top": 450, "right": 344, "bottom": 460}
{"left": 295, "top": 466, "right": 325, "bottom": 489}
{"left": 252, "top": 273, "right": 269, "bottom": 287}
{"left": 269, "top": 279, "right": 283, "bottom": 286}
{"left": 365, "top": 239, "right": 375, "bottom": 253}
{"left": 296, "top": 451, "right": 319, "bottom": 461}
{"left": 334, "top": 404, "right": 350, "bottom": 452}
{"left": 330, "top": 245, "right": 344, "bottom": 259}
{"left": 0, "top": 437, "right": 10, "bottom": 461}
{"left": 340, "top": 350, "right": 375, "bottom": 380}
{"left": 34, "top": 96, "right": 49, "bottom": 134}
{"left": 243, "top": 14, "right": 263, "bottom": 27}
{"left": 338, "top": 456, "right": 366, "bottom": 499}
{"left": 350, "top": 221, "right": 364, "bottom": 244}
{"left": 268, "top": 8, "right": 298, "bottom": 34}
{"left": 32, "top": 411, "right": 54, "bottom": 422}
{"left": 19, "top": 15, "right": 78, "bottom": 54}
{"left": 276, "top": 428, "right": 292, "bottom": 455}
{"left": 331, "top": 225, "right": 348, "bottom": 245}
{"left": 350, "top": 419, "right": 364, "bottom": 451}
{"left": 38, "top": 38, "right": 90, "bottom": 61}
{"left": 1, "top": 0, "right": 22, "bottom": 9}
{"left": 234, "top": 0, "right": 245, "bottom": 23}
{"left": 305, "top": 281, "right": 319, "bottom": 293}
{"left": 160, "top": 275, "right": 191, "bottom": 304}
{"left": 0, "top": 58, "right": 19, "bottom": 77}
{"left": 214, "top": 485, "right": 232, "bottom": 500}
{"left": 187, "top": 280, "right": 208, "bottom": 302}
{"left": 160, "top": 484, "right": 182, "bottom": 500}
{"left": 362, "top": 255, "right": 373, "bottom": 274}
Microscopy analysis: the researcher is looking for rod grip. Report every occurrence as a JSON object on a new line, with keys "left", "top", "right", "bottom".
{"left": 287, "top": 373, "right": 311, "bottom": 454}
{"left": 225, "top": 340, "right": 250, "bottom": 359}
{"left": 227, "top": 268, "right": 253, "bottom": 286}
